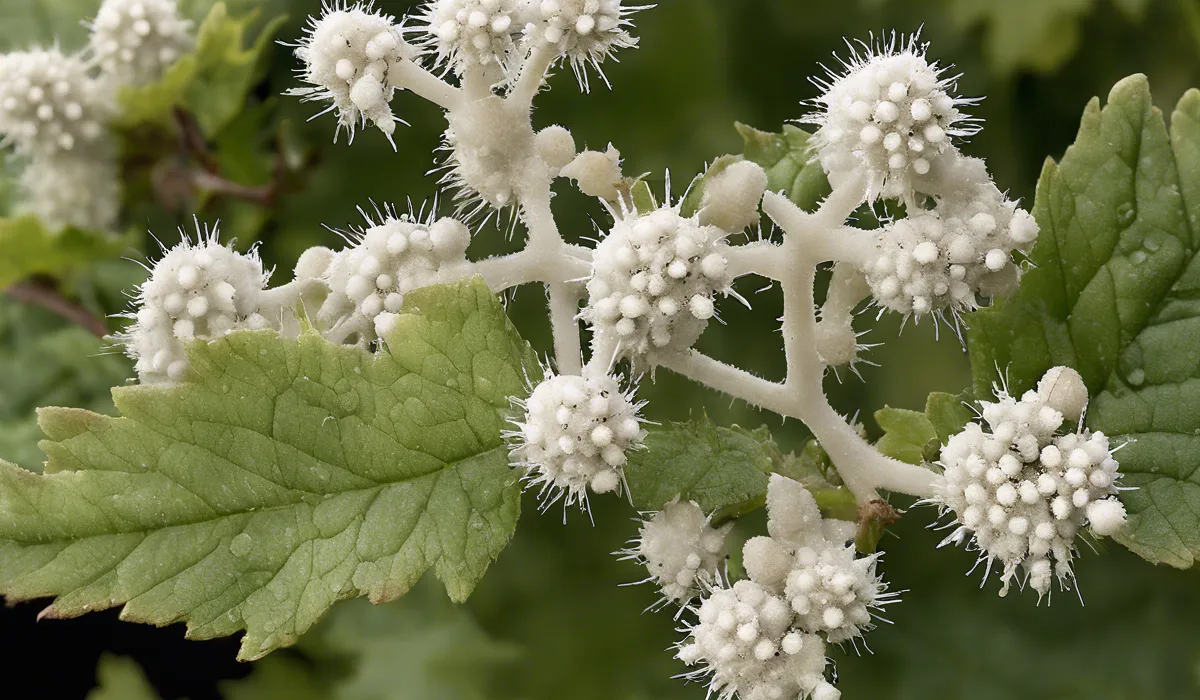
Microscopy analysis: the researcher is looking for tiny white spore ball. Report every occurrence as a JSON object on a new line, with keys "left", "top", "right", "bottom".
{"left": 0, "top": 48, "right": 110, "bottom": 157}
{"left": 88, "top": 0, "right": 194, "bottom": 86}
{"left": 17, "top": 151, "right": 122, "bottom": 233}
{"left": 289, "top": 2, "right": 412, "bottom": 141}
{"left": 525, "top": 0, "right": 641, "bottom": 88}
{"left": 678, "top": 580, "right": 838, "bottom": 700}
{"left": 122, "top": 229, "right": 270, "bottom": 384}
{"left": 510, "top": 369, "right": 645, "bottom": 510}
{"left": 699, "top": 160, "right": 768, "bottom": 233}
{"left": 807, "top": 34, "right": 975, "bottom": 202}
{"left": 625, "top": 499, "right": 731, "bottom": 604}
{"left": 936, "top": 366, "right": 1126, "bottom": 598}
{"left": 864, "top": 182, "right": 1038, "bottom": 319}
{"left": 319, "top": 209, "right": 472, "bottom": 344}
{"left": 417, "top": 0, "right": 522, "bottom": 76}
{"left": 584, "top": 206, "right": 732, "bottom": 367}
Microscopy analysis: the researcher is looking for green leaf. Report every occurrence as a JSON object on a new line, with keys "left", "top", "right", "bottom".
{"left": 736, "top": 122, "right": 830, "bottom": 212}
{"left": 0, "top": 279, "right": 534, "bottom": 659}
{"left": 220, "top": 654, "right": 328, "bottom": 700}
{"left": 874, "top": 407, "right": 937, "bottom": 466}
{"left": 924, "top": 391, "right": 974, "bottom": 446}
{"left": 86, "top": 655, "right": 160, "bottom": 700}
{"left": 625, "top": 418, "right": 771, "bottom": 519}
{"left": 0, "top": 216, "right": 133, "bottom": 290}
{"left": 304, "top": 579, "right": 519, "bottom": 700}
{"left": 116, "top": 3, "right": 285, "bottom": 137}
{"left": 944, "top": 0, "right": 1093, "bottom": 75}
{"left": 967, "top": 75, "right": 1200, "bottom": 567}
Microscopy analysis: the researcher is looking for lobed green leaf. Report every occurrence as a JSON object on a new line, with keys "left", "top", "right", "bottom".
{"left": 0, "top": 279, "right": 535, "bottom": 659}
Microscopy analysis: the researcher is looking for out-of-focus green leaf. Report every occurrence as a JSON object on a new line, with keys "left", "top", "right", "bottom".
{"left": 115, "top": 2, "right": 285, "bottom": 137}
{"left": 86, "top": 655, "right": 160, "bottom": 700}
{"left": 967, "top": 75, "right": 1200, "bottom": 568}
{"left": 0, "top": 216, "right": 132, "bottom": 290}
{"left": 0, "top": 298, "right": 131, "bottom": 468}
{"left": 308, "top": 579, "right": 519, "bottom": 700}
{"left": 737, "top": 122, "right": 830, "bottom": 211}
{"left": 944, "top": 0, "right": 1093, "bottom": 75}
{"left": 0, "top": 280, "right": 532, "bottom": 660}
{"left": 220, "top": 654, "right": 327, "bottom": 700}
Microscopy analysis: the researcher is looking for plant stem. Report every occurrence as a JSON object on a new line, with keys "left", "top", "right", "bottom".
{"left": 5, "top": 281, "right": 109, "bottom": 338}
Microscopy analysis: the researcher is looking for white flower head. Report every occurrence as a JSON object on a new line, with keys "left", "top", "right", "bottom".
{"left": 935, "top": 366, "right": 1126, "bottom": 598}
{"left": 620, "top": 499, "right": 732, "bottom": 605}
{"left": 508, "top": 367, "right": 646, "bottom": 513}
{"left": 319, "top": 204, "right": 472, "bottom": 344}
{"left": 87, "top": 0, "right": 194, "bottom": 86}
{"left": 17, "top": 150, "right": 122, "bottom": 233}
{"left": 697, "top": 160, "right": 768, "bottom": 233}
{"left": 119, "top": 223, "right": 271, "bottom": 385}
{"left": 288, "top": 1, "right": 413, "bottom": 143}
{"left": 414, "top": 0, "right": 523, "bottom": 77}
{"left": 864, "top": 178, "right": 1038, "bottom": 320}
{"left": 583, "top": 202, "right": 734, "bottom": 368}
{"left": 0, "top": 48, "right": 111, "bottom": 157}
{"left": 523, "top": 0, "right": 644, "bottom": 90}
{"left": 677, "top": 579, "right": 838, "bottom": 700}
{"left": 805, "top": 32, "right": 977, "bottom": 202}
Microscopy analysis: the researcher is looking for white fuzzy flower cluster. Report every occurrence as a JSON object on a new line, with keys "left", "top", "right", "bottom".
{"left": 0, "top": 48, "right": 110, "bottom": 156}
{"left": 88, "top": 0, "right": 193, "bottom": 86}
{"left": 509, "top": 369, "right": 646, "bottom": 509}
{"left": 0, "top": 0, "right": 194, "bottom": 233}
{"left": 807, "top": 34, "right": 975, "bottom": 202}
{"left": 937, "top": 366, "right": 1126, "bottom": 598}
{"left": 678, "top": 476, "right": 889, "bottom": 700}
{"left": 16, "top": 154, "right": 122, "bottom": 234}
{"left": 317, "top": 210, "right": 473, "bottom": 344}
{"left": 417, "top": 0, "right": 522, "bottom": 76}
{"left": 864, "top": 174, "right": 1039, "bottom": 317}
{"left": 524, "top": 0, "right": 640, "bottom": 86}
{"left": 806, "top": 37, "right": 1038, "bottom": 321}
{"left": 622, "top": 499, "right": 732, "bottom": 604}
{"left": 289, "top": 3, "right": 413, "bottom": 141}
{"left": 584, "top": 206, "right": 733, "bottom": 365}
{"left": 121, "top": 230, "right": 272, "bottom": 384}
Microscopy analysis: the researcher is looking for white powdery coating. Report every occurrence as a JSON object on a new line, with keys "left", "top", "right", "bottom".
{"left": 864, "top": 180, "right": 1038, "bottom": 318}
{"left": 937, "top": 367, "right": 1126, "bottom": 598}
{"left": 510, "top": 369, "right": 645, "bottom": 508}
{"left": 17, "top": 150, "right": 121, "bottom": 233}
{"left": 88, "top": 0, "right": 194, "bottom": 86}
{"left": 783, "top": 544, "right": 883, "bottom": 644}
{"left": 0, "top": 48, "right": 111, "bottom": 157}
{"left": 630, "top": 500, "right": 731, "bottom": 603}
{"left": 699, "top": 160, "right": 768, "bottom": 233}
{"left": 678, "top": 580, "right": 837, "bottom": 700}
{"left": 319, "top": 212, "right": 472, "bottom": 344}
{"left": 524, "top": 0, "right": 640, "bottom": 87}
{"left": 289, "top": 3, "right": 411, "bottom": 140}
{"left": 560, "top": 145, "right": 621, "bottom": 200}
{"left": 443, "top": 95, "right": 542, "bottom": 210}
{"left": 122, "top": 235, "right": 270, "bottom": 385}
{"left": 417, "top": 0, "right": 522, "bottom": 75}
{"left": 584, "top": 206, "right": 732, "bottom": 366}
{"left": 807, "top": 37, "right": 974, "bottom": 202}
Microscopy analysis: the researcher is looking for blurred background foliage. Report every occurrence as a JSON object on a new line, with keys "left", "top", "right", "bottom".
{"left": 1, "top": 0, "right": 1200, "bottom": 698}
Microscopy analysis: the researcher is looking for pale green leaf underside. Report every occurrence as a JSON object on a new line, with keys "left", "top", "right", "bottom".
{"left": 86, "top": 655, "right": 160, "bottom": 700}
{"left": 968, "top": 75, "right": 1200, "bottom": 567}
{"left": 0, "top": 279, "right": 533, "bottom": 659}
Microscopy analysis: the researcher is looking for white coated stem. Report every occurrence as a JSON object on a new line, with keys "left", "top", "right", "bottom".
{"left": 520, "top": 181, "right": 584, "bottom": 375}
{"left": 511, "top": 44, "right": 557, "bottom": 110}
{"left": 393, "top": 60, "right": 463, "bottom": 110}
